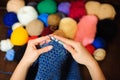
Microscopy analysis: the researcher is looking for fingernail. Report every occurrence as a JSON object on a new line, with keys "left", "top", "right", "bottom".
{"left": 48, "top": 45, "right": 53, "bottom": 50}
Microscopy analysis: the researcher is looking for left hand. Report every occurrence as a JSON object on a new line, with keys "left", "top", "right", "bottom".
{"left": 22, "top": 36, "right": 53, "bottom": 65}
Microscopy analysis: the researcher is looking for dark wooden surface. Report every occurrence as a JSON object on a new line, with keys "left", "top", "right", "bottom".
{"left": 0, "top": 0, "right": 120, "bottom": 80}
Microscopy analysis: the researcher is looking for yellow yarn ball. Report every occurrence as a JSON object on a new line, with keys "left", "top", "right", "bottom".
{"left": 10, "top": 27, "right": 29, "bottom": 46}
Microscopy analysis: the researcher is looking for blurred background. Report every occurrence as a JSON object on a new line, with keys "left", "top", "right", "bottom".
{"left": 0, "top": 0, "right": 120, "bottom": 80}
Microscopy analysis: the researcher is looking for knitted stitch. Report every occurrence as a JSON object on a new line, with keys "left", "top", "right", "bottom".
{"left": 26, "top": 39, "right": 82, "bottom": 80}
{"left": 34, "top": 39, "right": 82, "bottom": 80}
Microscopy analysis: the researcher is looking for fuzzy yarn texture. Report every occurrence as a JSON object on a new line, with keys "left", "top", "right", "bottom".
{"left": 10, "top": 27, "right": 29, "bottom": 46}
{"left": 5, "top": 49, "right": 15, "bottom": 61}
{"left": 85, "top": 1, "right": 116, "bottom": 20}
{"left": 7, "top": 29, "right": 12, "bottom": 38}
{"left": 92, "top": 37, "right": 106, "bottom": 49}
{"left": 93, "top": 48, "right": 106, "bottom": 61}
{"left": 69, "top": 0, "right": 86, "bottom": 21}
{"left": 48, "top": 14, "right": 61, "bottom": 27}
{"left": 74, "top": 15, "right": 98, "bottom": 46}
{"left": 26, "top": 19, "right": 44, "bottom": 36}
{"left": 7, "top": 0, "right": 25, "bottom": 13}
{"left": 85, "top": 44, "right": 95, "bottom": 55}
{"left": 0, "top": 39, "right": 14, "bottom": 52}
{"left": 37, "top": 0, "right": 57, "bottom": 14}
{"left": 38, "top": 13, "right": 49, "bottom": 27}
{"left": 59, "top": 17, "right": 77, "bottom": 39}
{"left": 17, "top": 6, "right": 38, "bottom": 25}
{"left": 40, "top": 27, "right": 53, "bottom": 36}
{"left": 27, "top": 40, "right": 82, "bottom": 80}
{"left": 3, "top": 12, "right": 18, "bottom": 28}
{"left": 58, "top": 2, "right": 71, "bottom": 15}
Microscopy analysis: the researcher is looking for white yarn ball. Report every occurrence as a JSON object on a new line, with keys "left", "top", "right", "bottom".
{"left": 0, "top": 39, "right": 14, "bottom": 52}
{"left": 12, "top": 22, "right": 23, "bottom": 31}
{"left": 17, "top": 6, "right": 38, "bottom": 25}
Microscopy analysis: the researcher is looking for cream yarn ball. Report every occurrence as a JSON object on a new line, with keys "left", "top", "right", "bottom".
{"left": 17, "top": 6, "right": 38, "bottom": 25}
{"left": 12, "top": 22, "right": 23, "bottom": 31}
{"left": 59, "top": 17, "right": 77, "bottom": 39}
{"left": 7, "top": 0, "right": 25, "bottom": 13}
{"left": 93, "top": 48, "right": 106, "bottom": 61}
{"left": 0, "top": 39, "right": 14, "bottom": 52}
{"left": 85, "top": 1, "right": 116, "bottom": 20}
{"left": 26, "top": 19, "right": 44, "bottom": 36}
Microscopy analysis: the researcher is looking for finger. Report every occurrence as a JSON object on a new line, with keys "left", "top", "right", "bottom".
{"left": 37, "top": 45, "right": 53, "bottom": 55}
{"left": 54, "top": 35, "right": 77, "bottom": 47}
{"left": 30, "top": 36, "right": 50, "bottom": 45}
{"left": 63, "top": 44, "right": 76, "bottom": 55}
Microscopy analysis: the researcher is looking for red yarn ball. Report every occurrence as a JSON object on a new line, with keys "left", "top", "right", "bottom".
{"left": 85, "top": 44, "right": 96, "bottom": 55}
{"left": 28, "top": 36, "right": 38, "bottom": 40}
{"left": 40, "top": 27, "right": 53, "bottom": 36}
{"left": 69, "top": 1, "right": 86, "bottom": 21}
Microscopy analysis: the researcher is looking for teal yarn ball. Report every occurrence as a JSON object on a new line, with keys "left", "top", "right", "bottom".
{"left": 37, "top": 0, "right": 57, "bottom": 14}
{"left": 5, "top": 49, "right": 15, "bottom": 61}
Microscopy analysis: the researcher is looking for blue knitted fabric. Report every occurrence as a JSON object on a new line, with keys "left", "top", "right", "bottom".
{"left": 35, "top": 40, "right": 82, "bottom": 80}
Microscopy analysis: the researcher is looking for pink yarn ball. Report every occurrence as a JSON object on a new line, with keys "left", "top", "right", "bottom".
{"left": 74, "top": 15, "right": 98, "bottom": 46}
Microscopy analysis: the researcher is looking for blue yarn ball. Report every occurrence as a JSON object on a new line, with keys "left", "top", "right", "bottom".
{"left": 7, "top": 29, "right": 12, "bottom": 38}
{"left": 58, "top": 2, "right": 70, "bottom": 15}
{"left": 92, "top": 37, "right": 106, "bottom": 49}
{"left": 38, "top": 13, "right": 49, "bottom": 27}
{"left": 5, "top": 49, "right": 15, "bottom": 61}
{"left": 3, "top": 12, "right": 18, "bottom": 28}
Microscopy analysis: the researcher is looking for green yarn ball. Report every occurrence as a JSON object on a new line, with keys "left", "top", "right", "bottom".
{"left": 37, "top": 0, "right": 57, "bottom": 14}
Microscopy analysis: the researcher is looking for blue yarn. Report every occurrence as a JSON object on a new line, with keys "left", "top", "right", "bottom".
{"left": 38, "top": 13, "right": 49, "bottom": 27}
{"left": 7, "top": 29, "right": 12, "bottom": 38}
{"left": 93, "top": 37, "right": 106, "bottom": 49}
{"left": 3, "top": 12, "right": 18, "bottom": 28}
{"left": 5, "top": 49, "right": 15, "bottom": 61}
{"left": 34, "top": 40, "right": 82, "bottom": 80}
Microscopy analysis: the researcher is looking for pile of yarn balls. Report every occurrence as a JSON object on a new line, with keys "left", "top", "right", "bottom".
{"left": 0, "top": 0, "right": 117, "bottom": 61}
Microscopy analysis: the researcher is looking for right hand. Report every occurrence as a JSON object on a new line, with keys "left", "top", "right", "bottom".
{"left": 54, "top": 35, "right": 95, "bottom": 66}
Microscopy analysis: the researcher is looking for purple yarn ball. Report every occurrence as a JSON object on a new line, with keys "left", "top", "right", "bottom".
{"left": 58, "top": 2, "right": 71, "bottom": 15}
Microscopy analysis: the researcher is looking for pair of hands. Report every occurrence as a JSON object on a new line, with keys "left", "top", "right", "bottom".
{"left": 23, "top": 35, "right": 93, "bottom": 66}
{"left": 11, "top": 35, "right": 105, "bottom": 80}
